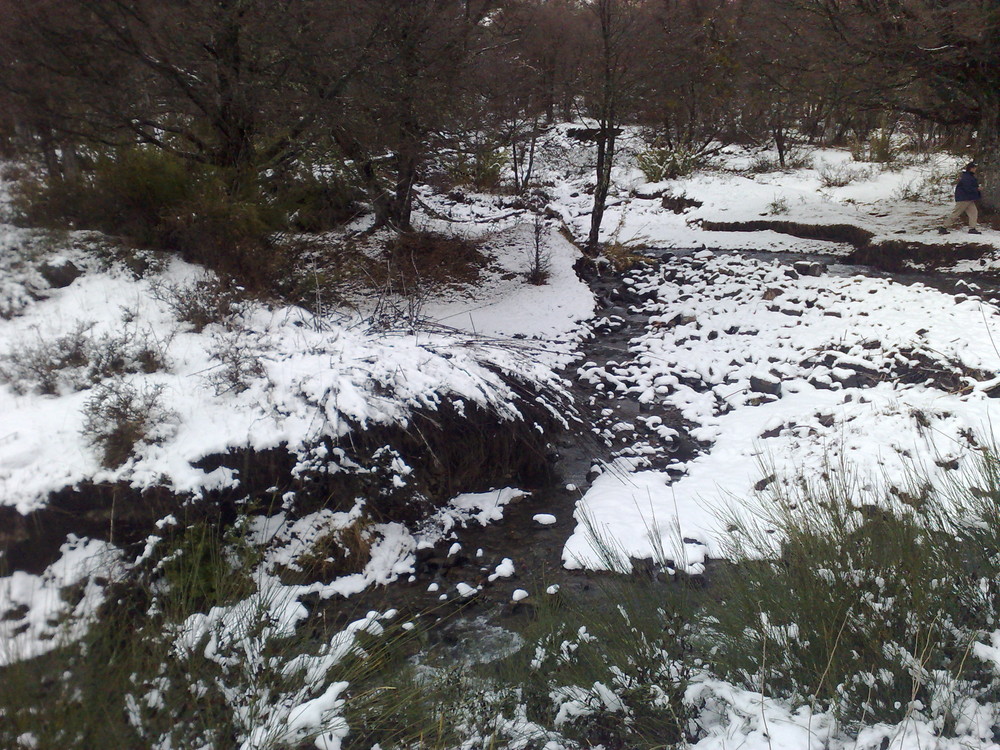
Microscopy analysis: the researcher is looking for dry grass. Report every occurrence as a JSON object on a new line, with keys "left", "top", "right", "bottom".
{"left": 294, "top": 516, "right": 376, "bottom": 580}
{"left": 364, "top": 231, "right": 489, "bottom": 293}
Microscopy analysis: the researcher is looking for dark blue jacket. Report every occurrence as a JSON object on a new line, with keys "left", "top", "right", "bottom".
{"left": 955, "top": 170, "right": 981, "bottom": 202}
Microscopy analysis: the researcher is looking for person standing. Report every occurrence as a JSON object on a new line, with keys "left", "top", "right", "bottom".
{"left": 939, "top": 162, "right": 982, "bottom": 234}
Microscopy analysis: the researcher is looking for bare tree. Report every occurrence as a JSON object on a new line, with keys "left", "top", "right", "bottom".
{"left": 789, "top": 0, "right": 1000, "bottom": 208}
{"left": 0, "top": 0, "right": 381, "bottom": 190}
{"left": 581, "top": 0, "right": 648, "bottom": 251}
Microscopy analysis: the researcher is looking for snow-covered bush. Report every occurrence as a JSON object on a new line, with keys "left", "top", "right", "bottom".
{"left": 636, "top": 145, "right": 702, "bottom": 182}
{"left": 708, "top": 460, "right": 1000, "bottom": 728}
{"left": 0, "top": 321, "right": 168, "bottom": 395}
{"left": 152, "top": 274, "right": 245, "bottom": 332}
{"left": 817, "top": 161, "right": 875, "bottom": 188}
{"left": 81, "top": 379, "right": 176, "bottom": 467}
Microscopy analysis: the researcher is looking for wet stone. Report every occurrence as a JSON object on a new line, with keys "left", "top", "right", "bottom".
{"left": 793, "top": 260, "right": 826, "bottom": 277}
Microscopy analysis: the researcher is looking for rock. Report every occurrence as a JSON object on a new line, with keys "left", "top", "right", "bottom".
{"left": 792, "top": 260, "right": 826, "bottom": 277}
{"left": 38, "top": 260, "right": 83, "bottom": 289}
{"left": 749, "top": 372, "right": 782, "bottom": 396}
{"left": 754, "top": 474, "right": 776, "bottom": 491}
{"left": 767, "top": 304, "right": 803, "bottom": 317}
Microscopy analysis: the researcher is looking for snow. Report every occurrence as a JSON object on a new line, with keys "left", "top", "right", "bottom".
{"left": 563, "top": 251, "right": 1000, "bottom": 564}
{"left": 0, "top": 535, "right": 124, "bottom": 666}
{"left": 0, "top": 244, "right": 579, "bottom": 514}
{"left": 6, "top": 129, "right": 1000, "bottom": 748}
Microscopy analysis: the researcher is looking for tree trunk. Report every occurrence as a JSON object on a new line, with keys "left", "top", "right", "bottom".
{"left": 588, "top": 127, "right": 616, "bottom": 251}
{"left": 61, "top": 141, "right": 82, "bottom": 183}
{"left": 39, "top": 129, "right": 61, "bottom": 182}
{"left": 977, "top": 96, "right": 1000, "bottom": 214}
{"left": 392, "top": 136, "right": 418, "bottom": 231}
{"left": 213, "top": 3, "right": 257, "bottom": 193}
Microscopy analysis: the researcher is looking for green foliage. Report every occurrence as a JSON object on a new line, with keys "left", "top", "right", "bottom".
{"left": 636, "top": 145, "right": 701, "bottom": 182}
{"left": 345, "top": 574, "right": 696, "bottom": 749}
{"left": 12, "top": 147, "right": 295, "bottom": 290}
{"left": 0, "top": 517, "right": 394, "bottom": 749}
{"left": 516, "top": 586, "right": 693, "bottom": 748}
{"left": 444, "top": 145, "right": 507, "bottom": 192}
{"left": 159, "top": 522, "right": 258, "bottom": 613}
{"left": 14, "top": 147, "right": 197, "bottom": 244}
{"left": 268, "top": 160, "right": 364, "bottom": 232}
{"left": 707, "top": 460, "right": 1000, "bottom": 727}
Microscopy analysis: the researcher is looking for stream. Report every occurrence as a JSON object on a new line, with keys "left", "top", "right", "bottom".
{"left": 360, "top": 242, "right": 1000, "bottom": 665}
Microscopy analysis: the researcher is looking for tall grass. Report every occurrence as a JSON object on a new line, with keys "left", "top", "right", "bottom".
{"left": 0, "top": 519, "right": 417, "bottom": 749}
{"left": 8, "top": 447, "right": 1000, "bottom": 747}
{"left": 706, "top": 454, "right": 1000, "bottom": 728}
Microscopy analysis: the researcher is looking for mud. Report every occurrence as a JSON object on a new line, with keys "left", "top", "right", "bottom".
{"left": 703, "top": 217, "right": 1000, "bottom": 276}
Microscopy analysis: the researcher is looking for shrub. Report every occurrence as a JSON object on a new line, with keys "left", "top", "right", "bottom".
{"left": 13, "top": 147, "right": 289, "bottom": 291}
{"left": 817, "top": 161, "right": 874, "bottom": 188}
{"left": 636, "top": 145, "right": 702, "bottom": 182}
{"left": 707, "top": 460, "right": 1000, "bottom": 727}
{"left": 12, "top": 147, "right": 197, "bottom": 245}
{"left": 442, "top": 143, "right": 507, "bottom": 192}
{"left": 267, "top": 160, "right": 364, "bottom": 232}
{"left": 293, "top": 516, "right": 376, "bottom": 580}
{"left": 0, "top": 322, "right": 168, "bottom": 395}
{"left": 158, "top": 182, "right": 285, "bottom": 289}
{"left": 0, "top": 519, "right": 402, "bottom": 750}
{"left": 767, "top": 195, "right": 790, "bottom": 215}
{"left": 850, "top": 128, "right": 898, "bottom": 164}
{"left": 81, "top": 379, "right": 175, "bottom": 467}
{"left": 892, "top": 165, "right": 956, "bottom": 203}
{"left": 526, "top": 214, "right": 551, "bottom": 285}
{"left": 350, "top": 572, "right": 696, "bottom": 749}
{"left": 784, "top": 148, "right": 815, "bottom": 170}
{"left": 206, "top": 330, "right": 266, "bottom": 395}
{"left": 153, "top": 274, "right": 245, "bottom": 332}
{"left": 367, "top": 230, "right": 487, "bottom": 298}
{"left": 748, "top": 153, "right": 778, "bottom": 173}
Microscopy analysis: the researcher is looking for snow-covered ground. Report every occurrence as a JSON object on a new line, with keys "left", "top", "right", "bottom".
{"left": 5, "top": 130, "right": 1000, "bottom": 748}
{"left": 564, "top": 251, "right": 1000, "bottom": 570}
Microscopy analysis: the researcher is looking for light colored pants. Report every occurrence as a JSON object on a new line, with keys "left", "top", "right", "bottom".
{"left": 948, "top": 200, "right": 978, "bottom": 228}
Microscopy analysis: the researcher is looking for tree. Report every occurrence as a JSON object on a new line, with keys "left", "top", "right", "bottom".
{"left": 322, "top": 0, "right": 500, "bottom": 230}
{"left": 581, "top": 0, "right": 648, "bottom": 250}
{"left": 791, "top": 0, "right": 1000, "bottom": 208}
{"left": 0, "top": 0, "right": 380, "bottom": 191}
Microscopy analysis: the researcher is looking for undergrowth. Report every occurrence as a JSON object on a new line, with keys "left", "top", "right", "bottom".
{"left": 708, "top": 454, "right": 1000, "bottom": 729}
{"left": 7, "top": 447, "right": 1000, "bottom": 746}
